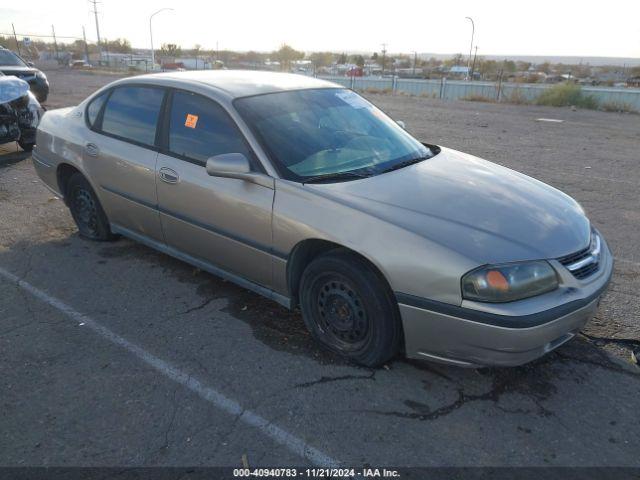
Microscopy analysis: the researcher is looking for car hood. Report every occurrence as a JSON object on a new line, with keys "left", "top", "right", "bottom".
{"left": 0, "top": 76, "right": 30, "bottom": 103}
{"left": 314, "top": 147, "right": 591, "bottom": 264}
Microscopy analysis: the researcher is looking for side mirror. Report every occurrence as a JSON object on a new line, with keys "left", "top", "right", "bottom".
{"left": 27, "top": 62, "right": 35, "bottom": 67}
{"left": 205, "top": 153, "right": 274, "bottom": 189}
{"left": 206, "top": 153, "right": 251, "bottom": 178}
{"left": 396, "top": 120, "right": 406, "bottom": 129}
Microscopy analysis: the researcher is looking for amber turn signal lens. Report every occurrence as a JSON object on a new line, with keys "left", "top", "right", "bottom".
{"left": 486, "top": 270, "right": 509, "bottom": 291}
{"left": 462, "top": 261, "right": 559, "bottom": 303}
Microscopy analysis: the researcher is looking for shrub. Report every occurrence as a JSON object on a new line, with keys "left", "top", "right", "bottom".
{"left": 363, "top": 87, "right": 393, "bottom": 95}
{"left": 601, "top": 102, "right": 638, "bottom": 114}
{"left": 462, "top": 94, "right": 496, "bottom": 103}
{"left": 506, "top": 89, "right": 530, "bottom": 105}
{"left": 536, "top": 83, "right": 599, "bottom": 109}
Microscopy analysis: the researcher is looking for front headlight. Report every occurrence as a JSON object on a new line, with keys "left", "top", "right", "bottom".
{"left": 461, "top": 261, "right": 559, "bottom": 303}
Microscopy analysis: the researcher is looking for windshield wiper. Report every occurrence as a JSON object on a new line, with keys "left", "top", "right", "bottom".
{"left": 380, "top": 155, "right": 432, "bottom": 174}
{"left": 302, "top": 171, "right": 370, "bottom": 184}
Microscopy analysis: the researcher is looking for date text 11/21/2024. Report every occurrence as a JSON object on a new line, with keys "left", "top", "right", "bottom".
{"left": 232, "top": 468, "right": 400, "bottom": 478}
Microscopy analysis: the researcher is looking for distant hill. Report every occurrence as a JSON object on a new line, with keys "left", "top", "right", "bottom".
{"left": 415, "top": 53, "right": 640, "bottom": 67}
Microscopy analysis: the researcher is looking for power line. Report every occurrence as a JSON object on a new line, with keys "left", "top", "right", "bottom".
{"left": 0, "top": 31, "right": 81, "bottom": 40}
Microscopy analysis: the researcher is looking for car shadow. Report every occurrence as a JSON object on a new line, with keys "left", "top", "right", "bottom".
{"left": 0, "top": 143, "right": 30, "bottom": 168}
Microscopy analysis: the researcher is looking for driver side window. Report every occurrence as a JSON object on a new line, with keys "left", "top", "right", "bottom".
{"left": 168, "top": 91, "right": 253, "bottom": 165}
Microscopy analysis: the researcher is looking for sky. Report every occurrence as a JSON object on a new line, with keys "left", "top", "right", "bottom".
{"left": 1, "top": 0, "right": 639, "bottom": 58}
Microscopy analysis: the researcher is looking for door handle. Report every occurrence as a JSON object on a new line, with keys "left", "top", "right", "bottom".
{"left": 85, "top": 143, "right": 99, "bottom": 157}
{"left": 159, "top": 167, "right": 179, "bottom": 184}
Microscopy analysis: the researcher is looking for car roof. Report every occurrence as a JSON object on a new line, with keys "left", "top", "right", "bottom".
{"left": 139, "top": 70, "right": 342, "bottom": 98}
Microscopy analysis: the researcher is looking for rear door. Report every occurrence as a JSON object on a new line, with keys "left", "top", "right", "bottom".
{"left": 83, "top": 85, "right": 165, "bottom": 242}
{"left": 155, "top": 89, "right": 274, "bottom": 287}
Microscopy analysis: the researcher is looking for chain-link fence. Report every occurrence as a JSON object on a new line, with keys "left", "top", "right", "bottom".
{"left": 318, "top": 75, "right": 640, "bottom": 112}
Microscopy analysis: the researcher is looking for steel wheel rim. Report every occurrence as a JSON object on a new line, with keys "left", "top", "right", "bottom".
{"left": 314, "top": 275, "right": 370, "bottom": 349}
{"left": 72, "top": 187, "right": 98, "bottom": 236}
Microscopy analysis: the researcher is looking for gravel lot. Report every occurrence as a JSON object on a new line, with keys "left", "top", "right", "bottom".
{"left": 1, "top": 70, "right": 639, "bottom": 469}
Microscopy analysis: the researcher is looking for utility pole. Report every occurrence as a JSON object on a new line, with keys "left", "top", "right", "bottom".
{"left": 89, "top": 0, "right": 102, "bottom": 65}
{"left": 90, "top": 0, "right": 102, "bottom": 44}
{"left": 82, "top": 26, "right": 90, "bottom": 63}
{"left": 381, "top": 43, "right": 387, "bottom": 76}
{"left": 470, "top": 45, "right": 478, "bottom": 79}
{"left": 413, "top": 51, "right": 418, "bottom": 76}
{"left": 51, "top": 25, "right": 60, "bottom": 62}
{"left": 12, "top": 23, "right": 21, "bottom": 55}
{"left": 465, "top": 16, "right": 475, "bottom": 81}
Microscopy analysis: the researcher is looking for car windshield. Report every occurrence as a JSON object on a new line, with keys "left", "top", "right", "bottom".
{"left": 235, "top": 88, "right": 434, "bottom": 182}
{"left": 0, "top": 50, "right": 27, "bottom": 67}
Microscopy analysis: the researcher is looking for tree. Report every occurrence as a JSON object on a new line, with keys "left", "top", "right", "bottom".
{"left": 243, "top": 50, "right": 267, "bottom": 66}
{"left": 349, "top": 54, "right": 365, "bottom": 67}
{"left": 309, "top": 51, "right": 333, "bottom": 68}
{"left": 573, "top": 63, "right": 592, "bottom": 78}
{"left": 502, "top": 60, "right": 516, "bottom": 73}
{"left": 538, "top": 62, "right": 552, "bottom": 74}
{"left": 478, "top": 59, "right": 500, "bottom": 79}
{"left": 516, "top": 61, "right": 531, "bottom": 72}
{"left": 443, "top": 53, "right": 464, "bottom": 67}
{"left": 371, "top": 52, "right": 378, "bottom": 61}
{"left": 272, "top": 44, "right": 304, "bottom": 71}
{"left": 160, "top": 43, "right": 182, "bottom": 59}
{"left": 105, "top": 38, "right": 131, "bottom": 53}
{"left": 336, "top": 52, "right": 347, "bottom": 64}
{"left": 0, "top": 36, "right": 13, "bottom": 49}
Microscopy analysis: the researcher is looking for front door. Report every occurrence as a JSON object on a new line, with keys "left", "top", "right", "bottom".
{"left": 156, "top": 90, "right": 274, "bottom": 288}
{"left": 83, "top": 85, "right": 165, "bottom": 242}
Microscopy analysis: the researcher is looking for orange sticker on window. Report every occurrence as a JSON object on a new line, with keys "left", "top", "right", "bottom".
{"left": 185, "top": 114, "right": 199, "bottom": 128}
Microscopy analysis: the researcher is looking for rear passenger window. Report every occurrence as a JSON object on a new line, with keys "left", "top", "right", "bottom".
{"left": 168, "top": 91, "right": 252, "bottom": 164}
{"left": 86, "top": 92, "right": 107, "bottom": 127}
{"left": 101, "top": 86, "right": 164, "bottom": 146}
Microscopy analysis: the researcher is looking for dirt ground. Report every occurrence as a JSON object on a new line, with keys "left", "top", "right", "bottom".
{"left": 1, "top": 69, "right": 639, "bottom": 469}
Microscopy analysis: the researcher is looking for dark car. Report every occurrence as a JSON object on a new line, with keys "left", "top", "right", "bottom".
{"left": 0, "top": 47, "right": 49, "bottom": 103}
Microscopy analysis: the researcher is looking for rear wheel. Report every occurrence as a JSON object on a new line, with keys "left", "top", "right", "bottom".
{"left": 66, "top": 173, "right": 115, "bottom": 241}
{"left": 299, "top": 251, "right": 402, "bottom": 367}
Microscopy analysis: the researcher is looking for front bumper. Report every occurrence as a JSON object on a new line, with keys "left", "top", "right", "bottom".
{"left": 398, "top": 236, "right": 614, "bottom": 367}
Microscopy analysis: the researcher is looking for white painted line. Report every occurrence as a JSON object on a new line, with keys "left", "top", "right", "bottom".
{"left": 536, "top": 118, "right": 564, "bottom": 123}
{"left": 0, "top": 266, "right": 339, "bottom": 468}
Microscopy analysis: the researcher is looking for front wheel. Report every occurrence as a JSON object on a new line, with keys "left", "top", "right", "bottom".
{"left": 299, "top": 251, "right": 402, "bottom": 367}
{"left": 66, "top": 173, "right": 116, "bottom": 241}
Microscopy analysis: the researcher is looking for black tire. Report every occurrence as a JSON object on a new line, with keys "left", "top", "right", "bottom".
{"left": 299, "top": 250, "right": 402, "bottom": 367}
{"left": 66, "top": 173, "right": 115, "bottom": 241}
{"left": 18, "top": 140, "right": 34, "bottom": 152}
